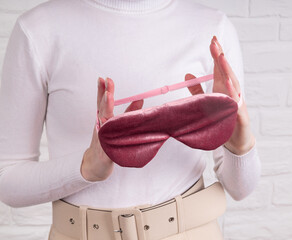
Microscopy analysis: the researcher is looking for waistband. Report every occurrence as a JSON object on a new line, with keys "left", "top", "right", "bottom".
{"left": 51, "top": 176, "right": 226, "bottom": 240}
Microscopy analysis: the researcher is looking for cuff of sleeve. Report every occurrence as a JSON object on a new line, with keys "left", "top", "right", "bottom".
{"left": 222, "top": 140, "right": 258, "bottom": 168}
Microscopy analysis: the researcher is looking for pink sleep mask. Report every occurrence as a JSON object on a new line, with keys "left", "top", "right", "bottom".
{"left": 96, "top": 74, "right": 242, "bottom": 168}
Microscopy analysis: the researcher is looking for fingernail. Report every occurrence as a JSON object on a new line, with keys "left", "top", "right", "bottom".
{"left": 98, "top": 77, "right": 101, "bottom": 87}
{"left": 218, "top": 53, "right": 224, "bottom": 60}
{"left": 105, "top": 78, "right": 108, "bottom": 90}
{"left": 105, "top": 91, "right": 107, "bottom": 103}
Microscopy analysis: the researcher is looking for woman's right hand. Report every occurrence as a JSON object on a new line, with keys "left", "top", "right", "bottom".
{"left": 80, "top": 77, "right": 144, "bottom": 182}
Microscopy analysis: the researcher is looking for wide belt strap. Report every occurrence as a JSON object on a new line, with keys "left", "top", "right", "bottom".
{"left": 51, "top": 177, "right": 226, "bottom": 240}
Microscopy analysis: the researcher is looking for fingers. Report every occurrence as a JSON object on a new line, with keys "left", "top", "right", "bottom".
{"left": 210, "top": 36, "right": 241, "bottom": 101}
{"left": 124, "top": 99, "right": 144, "bottom": 113}
{"left": 210, "top": 37, "right": 225, "bottom": 83}
{"left": 226, "top": 75, "right": 240, "bottom": 102}
{"left": 218, "top": 53, "right": 241, "bottom": 95}
{"left": 102, "top": 90, "right": 114, "bottom": 118}
{"left": 97, "top": 77, "right": 105, "bottom": 109}
{"left": 210, "top": 36, "right": 223, "bottom": 62}
{"left": 97, "top": 77, "right": 115, "bottom": 126}
{"left": 106, "top": 77, "right": 115, "bottom": 95}
{"left": 211, "top": 36, "right": 241, "bottom": 94}
{"left": 184, "top": 73, "right": 204, "bottom": 95}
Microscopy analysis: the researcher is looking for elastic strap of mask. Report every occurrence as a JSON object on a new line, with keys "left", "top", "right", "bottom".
{"left": 114, "top": 74, "right": 244, "bottom": 108}
{"left": 114, "top": 74, "right": 214, "bottom": 106}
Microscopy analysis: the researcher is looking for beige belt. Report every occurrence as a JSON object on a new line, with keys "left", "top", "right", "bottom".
{"left": 51, "top": 177, "right": 226, "bottom": 240}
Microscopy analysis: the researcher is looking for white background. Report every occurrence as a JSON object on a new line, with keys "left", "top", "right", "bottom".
{"left": 0, "top": 0, "right": 292, "bottom": 239}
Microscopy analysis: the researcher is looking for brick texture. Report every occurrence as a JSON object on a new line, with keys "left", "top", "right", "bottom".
{"left": 261, "top": 109, "right": 292, "bottom": 136}
{"left": 242, "top": 42, "right": 292, "bottom": 73}
{"left": 231, "top": 17, "right": 279, "bottom": 42}
{"left": 250, "top": 0, "right": 292, "bottom": 17}
{"left": 224, "top": 206, "right": 292, "bottom": 239}
{"left": 257, "top": 141, "right": 292, "bottom": 176}
{"left": 280, "top": 20, "right": 292, "bottom": 41}
{"left": 0, "top": 12, "right": 19, "bottom": 37}
{"left": 273, "top": 174, "right": 292, "bottom": 205}
{"left": 288, "top": 80, "right": 292, "bottom": 106}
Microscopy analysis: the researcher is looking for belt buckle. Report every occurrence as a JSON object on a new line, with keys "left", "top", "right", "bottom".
{"left": 111, "top": 207, "right": 146, "bottom": 240}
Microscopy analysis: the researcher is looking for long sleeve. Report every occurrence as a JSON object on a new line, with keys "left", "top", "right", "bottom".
{"left": 210, "top": 14, "right": 261, "bottom": 201}
{"left": 0, "top": 17, "right": 95, "bottom": 208}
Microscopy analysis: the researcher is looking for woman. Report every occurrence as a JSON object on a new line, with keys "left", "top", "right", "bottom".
{"left": 0, "top": 0, "right": 261, "bottom": 239}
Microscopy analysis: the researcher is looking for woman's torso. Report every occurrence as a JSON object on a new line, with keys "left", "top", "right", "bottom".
{"left": 22, "top": 0, "right": 225, "bottom": 208}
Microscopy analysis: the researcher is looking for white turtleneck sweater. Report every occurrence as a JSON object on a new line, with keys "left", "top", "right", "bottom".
{"left": 0, "top": 0, "right": 261, "bottom": 208}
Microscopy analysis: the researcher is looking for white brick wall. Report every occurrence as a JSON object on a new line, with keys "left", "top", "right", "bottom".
{"left": 0, "top": 0, "right": 292, "bottom": 239}
{"left": 250, "top": 0, "right": 292, "bottom": 17}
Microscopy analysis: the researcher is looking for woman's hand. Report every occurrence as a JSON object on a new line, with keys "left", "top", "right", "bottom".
{"left": 81, "top": 77, "right": 144, "bottom": 182}
{"left": 185, "top": 36, "right": 255, "bottom": 156}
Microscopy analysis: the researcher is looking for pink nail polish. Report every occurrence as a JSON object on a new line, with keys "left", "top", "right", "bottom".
{"left": 105, "top": 91, "right": 107, "bottom": 103}
{"left": 211, "top": 36, "right": 215, "bottom": 43}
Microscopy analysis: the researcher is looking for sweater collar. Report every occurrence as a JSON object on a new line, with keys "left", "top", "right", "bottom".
{"left": 84, "top": 0, "right": 173, "bottom": 13}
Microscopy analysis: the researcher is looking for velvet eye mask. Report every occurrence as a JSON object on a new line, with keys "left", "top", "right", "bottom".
{"left": 96, "top": 74, "right": 242, "bottom": 168}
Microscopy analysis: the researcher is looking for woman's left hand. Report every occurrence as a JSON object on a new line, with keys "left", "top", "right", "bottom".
{"left": 185, "top": 36, "right": 255, "bottom": 155}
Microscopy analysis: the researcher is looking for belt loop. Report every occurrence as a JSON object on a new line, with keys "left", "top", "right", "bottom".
{"left": 79, "top": 205, "right": 89, "bottom": 240}
{"left": 174, "top": 195, "right": 185, "bottom": 233}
